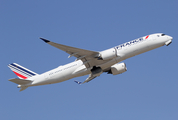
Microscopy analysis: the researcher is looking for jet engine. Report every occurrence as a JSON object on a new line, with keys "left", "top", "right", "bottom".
{"left": 107, "top": 63, "right": 127, "bottom": 75}
{"left": 97, "top": 48, "right": 117, "bottom": 60}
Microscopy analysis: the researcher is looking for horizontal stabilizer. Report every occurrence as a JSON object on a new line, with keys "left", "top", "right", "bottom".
{"left": 9, "top": 78, "right": 32, "bottom": 85}
{"left": 20, "top": 86, "right": 28, "bottom": 92}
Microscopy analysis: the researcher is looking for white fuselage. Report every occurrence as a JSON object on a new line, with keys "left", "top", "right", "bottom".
{"left": 25, "top": 33, "right": 172, "bottom": 87}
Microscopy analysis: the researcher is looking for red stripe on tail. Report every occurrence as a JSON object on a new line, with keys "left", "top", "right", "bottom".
{"left": 13, "top": 71, "right": 28, "bottom": 79}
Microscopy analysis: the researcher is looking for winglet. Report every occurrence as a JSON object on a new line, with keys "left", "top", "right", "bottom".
{"left": 40, "top": 38, "right": 50, "bottom": 43}
{"left": 74, "top": 80, "right": 82, "bottom": 85}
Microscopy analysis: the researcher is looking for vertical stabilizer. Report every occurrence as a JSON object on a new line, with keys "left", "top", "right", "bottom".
{"left": 8, "top": 63, "right": 38, "bottom": 79}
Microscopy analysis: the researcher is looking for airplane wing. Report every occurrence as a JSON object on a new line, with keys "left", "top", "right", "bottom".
{"left": 74, "top": 75, "right": 98, "bottom": 85}
{"left": 74, "top": 70, "right": 103, "bottom": 84}
{"left": 82, "top": 74, "right": 98, "bottom": 84}
{"left": 40, "top": 38, "right": 101, "bottom": 68}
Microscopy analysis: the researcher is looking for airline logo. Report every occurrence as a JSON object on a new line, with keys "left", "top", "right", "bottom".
{"left": 116, "top": 35, "right": 149, "bottom": 50}
{"left": 8, "top": 63, "right": 37, "bottom": 79}
{"left": 145, "top": 35, "right": 149, "bottom": 39}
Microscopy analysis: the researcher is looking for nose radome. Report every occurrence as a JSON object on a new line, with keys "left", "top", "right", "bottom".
{"left": 168, "top": 36, "right": 173, "bottom": 40}
{"left": 165, "top": 36, "right": 173, "bottom": 46}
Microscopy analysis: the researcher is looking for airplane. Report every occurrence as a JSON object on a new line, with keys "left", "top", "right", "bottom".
{"left": 8, "top": 33, "right": 173, "bottom": 91}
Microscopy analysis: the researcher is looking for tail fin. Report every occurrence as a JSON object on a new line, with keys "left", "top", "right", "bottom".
{"left": 8, "top": 63, "right": 38, "bottom": 79}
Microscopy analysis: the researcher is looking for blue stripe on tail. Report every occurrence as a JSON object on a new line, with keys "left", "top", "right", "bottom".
{"left": 10, "top": 63, "right": 36, "bottom": 76}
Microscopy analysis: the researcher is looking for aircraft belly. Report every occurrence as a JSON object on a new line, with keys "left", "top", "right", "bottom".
{"left": 31, "top": 74, "right": 68, "bottom": 86}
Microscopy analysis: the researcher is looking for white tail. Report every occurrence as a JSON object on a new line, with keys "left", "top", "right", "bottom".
{"left": 8, "top": 63, "right": 38, "bottom": 91}
{"left": 8, "top": 63, "right": 38, "bottom": 79}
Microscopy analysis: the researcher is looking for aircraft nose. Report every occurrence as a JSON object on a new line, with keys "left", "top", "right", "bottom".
{"left": 165, "top": 35, "right": 173, "bottom": 46}
{"left": 168, "top": 35, "right": 173, "bottom": 40}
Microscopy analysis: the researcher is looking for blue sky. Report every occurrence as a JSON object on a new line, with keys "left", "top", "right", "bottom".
{"left": 1, "top": 0, "right": 178, "bottom": 120}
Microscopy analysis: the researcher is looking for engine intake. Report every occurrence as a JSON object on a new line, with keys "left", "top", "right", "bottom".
{"left": 98, "top": 48, "right": 117, "bottom": 60}
{"left": 108, "top": 63, "right": 127, "bottom": 75}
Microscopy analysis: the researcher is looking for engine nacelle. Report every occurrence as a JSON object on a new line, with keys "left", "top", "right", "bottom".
{"left": 108, "top": 63, "right": 127, "bottom": 75}
{"left": 98, "top": 48, "right": 117, "bottom": 60}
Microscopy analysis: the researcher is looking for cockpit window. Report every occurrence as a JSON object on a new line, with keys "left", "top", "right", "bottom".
{"left": 161, "top": 34, "right": 166, "bottom": 36}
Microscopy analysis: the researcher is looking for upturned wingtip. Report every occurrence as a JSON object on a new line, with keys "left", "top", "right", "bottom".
{"left": 40, "top": 37, "right": 50, "bottom": 43}
{"left": 74, "top": 80, "right": 82, "bottom": 85}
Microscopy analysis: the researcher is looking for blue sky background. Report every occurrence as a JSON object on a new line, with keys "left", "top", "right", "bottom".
{"left": 1, "top": 0, "right": 178, "bottom": 120}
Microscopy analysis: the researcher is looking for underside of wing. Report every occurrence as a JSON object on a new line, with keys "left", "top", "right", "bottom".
{"left": 41, "top": 38, "right": 98, "bottom": 58}
{"left": 40, "top": 38, "right": 105, "bottom": 68}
